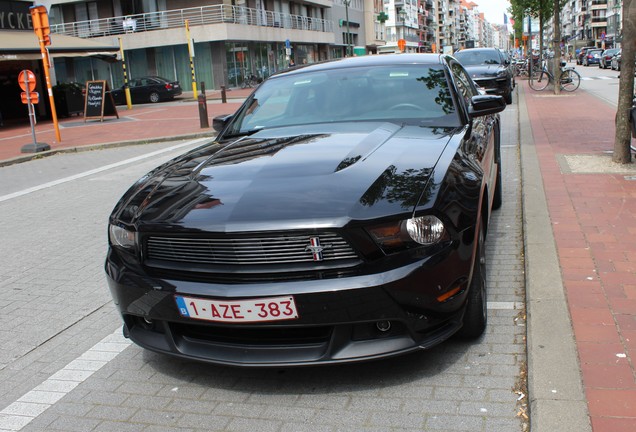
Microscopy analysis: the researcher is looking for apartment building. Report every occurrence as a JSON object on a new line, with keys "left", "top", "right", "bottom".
{"left": 556, "top": 0, "right": 619, "bottom": 52}
{"left": 0, "top": 0, "right": 508, "bottom": 123}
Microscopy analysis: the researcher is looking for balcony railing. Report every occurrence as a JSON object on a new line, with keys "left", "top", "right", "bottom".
{"left": 50, "top": 4, "right": 333, "bottom": 38}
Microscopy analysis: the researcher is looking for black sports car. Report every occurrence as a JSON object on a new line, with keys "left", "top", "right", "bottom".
{"left": 454, "top": 48, "right": 514, "bottom": 105}
{"left": 106, "top": 54, "right": 506, "bottom": 367}
{"left": 110, "top": 76, "right": 182, "bottom": 104}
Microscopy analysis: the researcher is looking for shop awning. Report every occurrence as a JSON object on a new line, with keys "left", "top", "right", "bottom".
{"left": 0, "top": 30, "right": 119, "bottom": 61}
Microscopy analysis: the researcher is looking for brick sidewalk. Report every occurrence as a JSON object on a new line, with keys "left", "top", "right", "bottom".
{"left": 521, "top": 81, "right": 636, "bottom": 432}
{"left": 0, "top": 88, "right": 252, "bottom": 165}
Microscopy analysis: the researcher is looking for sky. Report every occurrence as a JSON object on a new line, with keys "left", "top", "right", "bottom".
{"left": 475, "top": 0, "right": 512, "bottom": 26}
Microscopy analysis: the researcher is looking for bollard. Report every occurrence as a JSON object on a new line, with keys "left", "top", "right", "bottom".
{"left": 198, "top": 81, "right": 209, "bottom": 128}
{"left": 221, "top": 85, "right": 227, "bottom": 104}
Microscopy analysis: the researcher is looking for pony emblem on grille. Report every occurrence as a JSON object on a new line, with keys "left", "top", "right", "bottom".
{"left": 305, "top": 237, "right": 332, "bottom": 261}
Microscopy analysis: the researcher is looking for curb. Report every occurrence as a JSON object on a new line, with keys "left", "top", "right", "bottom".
{"left": 518, "top": 85, "right": 592, "bottom": 431}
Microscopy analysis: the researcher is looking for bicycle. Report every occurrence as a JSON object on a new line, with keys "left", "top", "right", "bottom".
{"left": 241, "top": 74, "right": 261, "bottom": 89}
{"left": 528, "top": 59, "right": 581, "bottom": 92}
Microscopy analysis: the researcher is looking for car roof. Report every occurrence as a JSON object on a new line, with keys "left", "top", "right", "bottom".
{"left": 274, "top": 53, "right": 447, "bottom": 76}
{"left": 456, "top": 47, "right": 499, "bottom": 53}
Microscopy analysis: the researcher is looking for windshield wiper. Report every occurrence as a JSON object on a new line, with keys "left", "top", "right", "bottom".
{"left": 222, "top": 128, "right": 264, "bottom": 139}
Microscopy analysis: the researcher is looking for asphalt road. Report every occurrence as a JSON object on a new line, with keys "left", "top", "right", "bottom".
{"left": 0, "top": 102, "right": 527, "bottom": 431}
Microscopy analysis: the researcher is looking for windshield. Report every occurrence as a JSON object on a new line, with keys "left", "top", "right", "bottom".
{"left": 224, "top": 64, "right": 459, "bottom": 136}
{"left": 454, "top": 50, "right": 502, "bottom": 66}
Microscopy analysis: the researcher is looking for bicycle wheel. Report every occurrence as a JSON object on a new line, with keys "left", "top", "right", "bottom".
{"left": 560, "top": 69, "right": 581, "bottom": 92}
{"left": 529, "top": 70, "right": 550, "bottom": 91}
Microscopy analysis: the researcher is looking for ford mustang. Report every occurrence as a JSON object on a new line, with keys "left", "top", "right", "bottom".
{"left": 106, "top": 54, "right": 506, "bottom": 366}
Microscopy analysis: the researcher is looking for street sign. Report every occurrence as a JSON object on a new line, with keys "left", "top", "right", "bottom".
{"left": 285, "top": 39, "right": 291, "bottom": 49}
{"left": 21, "top": 92, "right": 39, "bottom": 104}
{"left": 18, "top": 70, "right": 36, "bottom": 92}
{"left": 30, "top": 5, "right": 51, "bottom": 46}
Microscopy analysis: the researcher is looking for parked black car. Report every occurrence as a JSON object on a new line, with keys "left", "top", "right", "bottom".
{"left": 611, "top": 51, "right": 622, "bottom": 71}
{"left": 106, "top": 54, "right": 506, "bottom": 367}
{"left": 599, "top": 48, "right": 620, "bottom": 69}
{"left": 454, "top": 48, "right": 514, "bottom": 104}
{"left": 110, "top": 76, "right": 182, "bottom": 104}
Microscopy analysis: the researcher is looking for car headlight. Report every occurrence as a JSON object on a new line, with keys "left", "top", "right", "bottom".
{"left": 367, "top": 216, "right": 448, "bottom": 252}
{"left": 496, "top": 69, "right": 508, "bottom": 77}
{"left": 109, "top": 224, "right": 136, "bottom": 249}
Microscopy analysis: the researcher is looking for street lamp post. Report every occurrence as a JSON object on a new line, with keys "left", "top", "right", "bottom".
{"left": 344, "top": 0, "right": 351, "bottom": 56}
{"left": 613, "top": 0, "right": 621, "bottom": 47}
{"left": 399, "top": 8, "right": 407, "bottom": 42}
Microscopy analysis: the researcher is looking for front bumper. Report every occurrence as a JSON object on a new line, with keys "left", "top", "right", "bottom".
{"left": 106, "top": 244, "right": 473, "bottom": 367}
{"left": 474, "top": 77, "right": 510, "bottom": 96}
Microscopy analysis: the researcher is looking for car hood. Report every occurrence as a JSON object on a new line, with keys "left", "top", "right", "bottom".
{"left": 463, "top": 65, "right": 505, "bottom": 79}
{"left": 112, "top": 122, "right": 458, "bottom": 232}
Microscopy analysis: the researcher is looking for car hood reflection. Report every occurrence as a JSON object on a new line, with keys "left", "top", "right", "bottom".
{"left": 119, "top": 123, "right": 456, "bottom": 232}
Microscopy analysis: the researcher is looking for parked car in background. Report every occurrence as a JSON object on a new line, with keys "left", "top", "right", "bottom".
{"left": 583, "top": 48, "right": 603, "bottom": 66}
{"left": 577, "top": 46, "right": 595, "bottom": 65}
{"left": 454, "top": 47, "right": 514, "bottom": 104}
{"left": 110, "top": 76, "right": 182, "bottom": 104}
{"left": 611, "top": 51, "right": 621, "bottom": 71}
{"left": 105, "top": 54, "right": 506, "bottom": 367}
{"left": 599, "top": 48, "right": 620, "bottom": 69}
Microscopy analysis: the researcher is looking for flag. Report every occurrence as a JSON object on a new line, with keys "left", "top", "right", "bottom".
{"left": 504, "top": 13, "right": 508, "bottom": 25}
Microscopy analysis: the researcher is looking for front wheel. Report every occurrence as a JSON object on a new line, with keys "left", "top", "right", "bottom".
{"left": 560, "top": 70, "right": 581, "bottom": 92}
{"left": 529, "top": 70, "right": 550, "bottom": 91}
{"left": 149, "top": 92, "right": 160, "bottom": 103}
{"left": 456, "top": 225, "right": 487, "bottom": 339}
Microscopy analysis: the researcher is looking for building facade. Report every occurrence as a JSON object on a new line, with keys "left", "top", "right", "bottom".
{"left": 1, "top": 0, "right": 510, "bottom": 115}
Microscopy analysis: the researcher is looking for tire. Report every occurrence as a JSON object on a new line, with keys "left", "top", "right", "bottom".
{"left": 529, "top": 70, "right": 550, "bottom": 91}
{"left": 560, "top": 70, "right": 581, "bottom": 92}
{"left": 492, "top": 164, "right": 502, "bottom": 210}
{"left": 149, "top": 92, "right": 160, "bottom": 103}
{"left": 456, "top": 225, "right": 487, "bottom": 339}
{"left": 504, "top": 89, "right": 512, "bottom": 105}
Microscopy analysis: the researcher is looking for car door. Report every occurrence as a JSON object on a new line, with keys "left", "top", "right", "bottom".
{"left": 449, "top": 61, "right": 498, "bottom": 207}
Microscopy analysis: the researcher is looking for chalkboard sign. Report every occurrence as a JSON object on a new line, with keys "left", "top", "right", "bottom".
{"left": 84, "top": 80, "right": 119, "bottom": 122}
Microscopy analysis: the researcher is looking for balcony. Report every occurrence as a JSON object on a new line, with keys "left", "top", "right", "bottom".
{"left": 50, "top": 4, "right": 333, "bottom": 39}
{"left": 591, "top": 16, "right": 608, "bottom": 27}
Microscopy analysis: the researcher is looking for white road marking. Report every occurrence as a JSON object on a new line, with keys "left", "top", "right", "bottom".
{"left": 0, "top": 138, "right": 208, "bottom": 203}
{"left": 0, "top": 329, "right": 130, "bottom": 431}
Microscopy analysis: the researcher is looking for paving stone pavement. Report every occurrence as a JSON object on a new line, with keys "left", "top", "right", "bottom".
{"left": 0, "top": 95, "right": 527, "bottom": 431}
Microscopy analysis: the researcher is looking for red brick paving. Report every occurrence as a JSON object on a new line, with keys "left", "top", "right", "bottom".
{"left": 0, "top": 88, "right": 252, "bottom": 164}
{"left": 523, "top": 81, "right": 636, "bottom": 430}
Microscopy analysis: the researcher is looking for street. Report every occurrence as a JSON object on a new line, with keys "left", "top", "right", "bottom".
{"left": 0, "top": 97, "right": 527, "bottom": 431}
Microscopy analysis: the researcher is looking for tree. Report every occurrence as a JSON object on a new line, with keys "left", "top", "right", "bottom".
{"left": 551, "top": 0, "right": 564, "bottom": 95}
{"left": 613, "top": 0, "right": 636, "bottom": 164}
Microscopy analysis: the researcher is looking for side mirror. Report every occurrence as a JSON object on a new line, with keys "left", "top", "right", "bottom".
{"left": 468, "top": 95, "right": 506, "bottom": 118}
{"left": 212, "top": 114, "right": 233, "bottom": 132}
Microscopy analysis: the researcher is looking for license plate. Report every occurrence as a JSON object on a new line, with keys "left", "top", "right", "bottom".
{"left": 175, "top": 295, "right": 299, "bottom": 323}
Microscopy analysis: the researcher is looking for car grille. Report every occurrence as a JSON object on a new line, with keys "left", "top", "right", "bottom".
{"left": 144, "top": 232, "right": 358, "bottom": 266}
{"left": 474, "top": 78, "right": 502, "bottom": 90}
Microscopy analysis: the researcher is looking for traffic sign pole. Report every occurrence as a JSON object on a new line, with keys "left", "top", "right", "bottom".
{"left": 20, "top": 70, "right": 50, "bottom": 153}
{"left": 30, "top": 5, "right": 61, "bottom": 143}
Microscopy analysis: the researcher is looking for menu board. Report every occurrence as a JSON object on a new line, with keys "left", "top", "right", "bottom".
{"left": 84, "top": 80, "right": 119, "bottom": 121}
